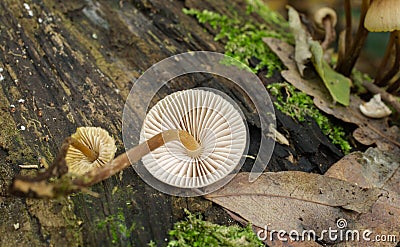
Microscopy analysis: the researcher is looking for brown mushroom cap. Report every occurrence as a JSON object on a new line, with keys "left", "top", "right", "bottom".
{"left": 66, "top": 127, "right": 117, "bottom": 175}
{"left": 364, "top": 0, "right": 400, "bottom": 32}
{"left": 140, "top": 89, "right": 247, "bottom": 188}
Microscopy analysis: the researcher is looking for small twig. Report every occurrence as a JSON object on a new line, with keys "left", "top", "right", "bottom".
{"left": 18, "top": 164, "right": 39, "bottom": 169}
{"left": 362, "top": 80, "right": 400, "bottom": 114}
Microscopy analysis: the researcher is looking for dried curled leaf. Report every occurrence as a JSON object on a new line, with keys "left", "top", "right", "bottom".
{"left": 205, "top": 171, "right": 383, "bottom": 243}
{"left": 287, "top": 5, "right": 312, "bottom": 76}
{"left": 325, "top": 148, "right": 400, "bottom": 247}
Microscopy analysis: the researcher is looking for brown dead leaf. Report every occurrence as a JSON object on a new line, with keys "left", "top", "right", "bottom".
{"left": 326, "top": 147, "right": 400, "bottom": 192}
{"left": 205, "top": 171, "right": 383, "bottom": 243}
{"left": 263, "top": 37, "right": 400, "bottom": 150}
{"left": 226, "top": 210, "right": 322, "bottom": 247}
{"left": 352, "top": 126, "right": 400, "bottom": 152}
{"left": 325, "top": 148, "right": 400, "bottom": 246}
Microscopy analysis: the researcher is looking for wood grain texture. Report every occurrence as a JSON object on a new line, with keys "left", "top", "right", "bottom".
{"left": 0, "top": 0, "right": 238, "bottom": 246}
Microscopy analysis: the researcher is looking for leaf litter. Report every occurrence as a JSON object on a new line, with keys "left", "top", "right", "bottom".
{"left": 287, "top": 6, "right": 351, "bottom": 106}
{"left": 263, "top": 37, "right": 400, "bottom": 151}
{"left": 205, "top": 171, "right": 386, "bottom": 245}
{"left": 325, "top": 148, "right": 400, "bottom": 246}
{"left": 202, "top": 6, "right": 400, "bottom": 246}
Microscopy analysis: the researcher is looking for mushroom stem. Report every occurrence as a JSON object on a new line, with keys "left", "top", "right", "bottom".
{"left": 362, "top": 80, "right": 400, "bottom": 114}
{"left": 11, "top": 129, "right": 201, "bottom": 197}
{"left": 321, "top": 15, "right": 336, "bottom": 50}
{"left": 70, "top": 137, "right": 99, "bottom": 162}
{"left": 312, "top": 7, "right": 337, "bottom": 50}
{"left": 375, "top": 30, "right": 400, "bottom": 86}
{"left": 374, "top": 32, "right": 395, "bottom": 84}
{"left": 336, "top": 0, "right": 370, "bottom": 76}
{"left": 75, "top": 129, "right": 200, "bottom": 187}
{"left": 344, "top": 0, "right": 352, "bottom": 51}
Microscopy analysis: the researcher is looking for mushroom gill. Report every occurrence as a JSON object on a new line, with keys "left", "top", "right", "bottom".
{"left": 140, "top": 89, "right": 248, "bottom": 188}
{"left": 66, "top": 127, "right": 117, "bottom": 175}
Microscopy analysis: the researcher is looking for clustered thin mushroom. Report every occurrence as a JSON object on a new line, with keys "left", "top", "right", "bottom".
{"left": 335, "top": 0, "right": 370, "bottom": 77}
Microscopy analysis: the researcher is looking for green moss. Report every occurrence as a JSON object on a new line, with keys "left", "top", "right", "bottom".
{"left": 166, "top": 209, "right": 262, "bottom": 247}
{"left": 183, "top": 0, "right": 293, "bottom": 76}
{"left": 351, "top": 69, "right": 373, "bottom": 94}
{"left": 96, "top": 208, "right": 136, "bottom": 245}
{"left": 268, "top": 82, "right": 352, "bottom": 154}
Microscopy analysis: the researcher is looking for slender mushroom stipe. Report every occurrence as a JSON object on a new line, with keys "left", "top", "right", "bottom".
{"left": 70, "top": 137, "right": 99, "bottom": 162}
{"left": 364, "top": 0, "right": 400, "bottom": 87}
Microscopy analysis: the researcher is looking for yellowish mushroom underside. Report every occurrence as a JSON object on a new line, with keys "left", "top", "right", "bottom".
{"left": 66, "top": 127, "right": 117, "bottom": 175}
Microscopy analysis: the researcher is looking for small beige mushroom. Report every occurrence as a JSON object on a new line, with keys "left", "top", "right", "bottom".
{"left": 312, "top": 7, "right": 337, "bottom": 49}
{"left": 359, "top": 94, "right": 392, "bottom": 118}
{"left": 140, "top": 89, "right": 247, "bottom": 188}
{"left": 66, "top": 127, "right": 117, "bottom": 175}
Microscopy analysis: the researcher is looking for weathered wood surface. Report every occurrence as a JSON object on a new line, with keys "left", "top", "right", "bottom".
{"left": 0, "top": 0, "right": 343, "bottom": 246}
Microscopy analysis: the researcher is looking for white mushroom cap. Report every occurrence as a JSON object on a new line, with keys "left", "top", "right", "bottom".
{"left": 66, "top": 127, "right": 117, "bottom": 175}
{"left": 359, "top": 94, "right": 392, "bottom": 118}
{"left": 140, "top": 89, "right": 247, "bottom": 188}
{"left": 364, "top": 0, "right": 400, "bottom": 32}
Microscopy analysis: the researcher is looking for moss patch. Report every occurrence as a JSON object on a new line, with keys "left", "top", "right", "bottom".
{"left": 268, "top": 82, "right": 352, "bottom": 154}
{"left": 183, "top": 0, "right": 293, "bottom": 76}
{"left": 166, "top": 209, "right": 262, "bottom": 247}
{"left": 96, "top": 208, "right": 136, "bottom": 245}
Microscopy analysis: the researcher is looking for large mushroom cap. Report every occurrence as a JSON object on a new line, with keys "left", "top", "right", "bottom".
{"left": 140, "top": 89, "right": 248, "bottom": 188}
{"left": 66, "top": 127, "right": 117, "bottom": 175}
{"left": 364, "top": 0, "right": 400, "bottom": 32}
